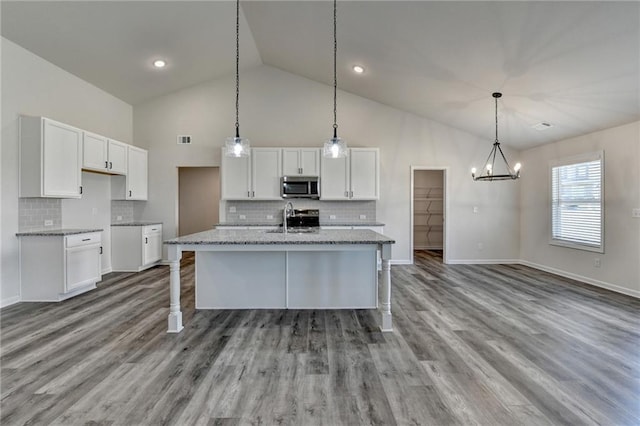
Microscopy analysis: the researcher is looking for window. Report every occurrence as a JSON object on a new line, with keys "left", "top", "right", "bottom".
{"left": 550, "top": 151, "right": 604, "bottom": 253}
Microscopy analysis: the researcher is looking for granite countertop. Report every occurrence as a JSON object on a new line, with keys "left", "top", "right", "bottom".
{"left": 165, "top": 228, "right": 395, "bottom": 246}
{"left": 111, "top": 221, "right": 163, "bottom": 226}
{"left": 216, "top": 222, "right": 385, "bottom": 227}
{"left": 16, "top": 228, "right": 103, "bottom": 237}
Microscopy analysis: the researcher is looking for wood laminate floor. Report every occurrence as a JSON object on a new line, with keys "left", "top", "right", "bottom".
{"left": 1, "top": 250, "right": 639, "bottom": 425}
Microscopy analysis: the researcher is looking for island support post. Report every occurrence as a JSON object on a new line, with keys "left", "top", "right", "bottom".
{"left": 167, "top": 244, "right": 183, "bottom": 333}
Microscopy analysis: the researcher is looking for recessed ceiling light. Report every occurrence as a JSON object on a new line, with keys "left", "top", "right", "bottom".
{"left": 153, "top": 59, "right": 166, "bottom": 69}
{"left": 532, "top": 122, "right": 553, "bottom": 131}
{"left": 352, "top": 65, "right": 365, "bottom": 74}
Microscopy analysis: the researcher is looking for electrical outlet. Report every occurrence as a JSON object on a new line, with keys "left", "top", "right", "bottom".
{"left": 116, "top": 215, "right": 123, "bottom": 221}
{"left": 594, "top": 258, "right": 601, "bottom": 268}
{"left": 359, "top": 214, "right": 367, "bottom": 220}
{"left": 477, "top": 242, "right": 483, "bottom": 251}
{"left": 633, "top": 208, "right": 640, "bottom": 218}
{"left": 44, "top": 220, "right": 53, "bottom": 226}
{"left": 329, "top": 215, "right": 336, "bottom": 220}
{"left": 92, "top": 207, "right": 98, "bottom": 215}
{"left": 229, "top": 206, "right": 237, "bottom": 213}
{"left": 239, "top": 214, "right": 246, "bottom": 220}
{"left": 473, "top": 206, "right": 479, "bottom": 214}
{"left": 267, "top": 215, "right": 274, "bottom": 219}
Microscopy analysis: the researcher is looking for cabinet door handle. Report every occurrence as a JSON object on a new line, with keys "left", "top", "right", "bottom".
{"left": 129, "top": 190, "right": 132, "bottom": 197}
{"left": 247, "top": 191, "right": 251, "bottom": 198}
{"left": 100, "top": 246, "right": 103, "bottom": 254}
{"left": 80, "top": 186, "right": 83, "bottom": 194}
{"left": 350, "top": 191, "right": 354, "bottom": 198}
{"left": 252, "top": 191, "right": 255, "bottom": 197}
{"left": 109, "top": 161, "right": 113, "bottom": 169}
{"left": 344, "top": 191, "right": 348, "bottom": 198}
{"left": 145, "top": 237, "right": 148, "bottom": 244}
{"left": 105, "top": 161, "right": 109, "bottom": 169}
{"left": 82, "top": 238, "right": 90, "bottom": 241}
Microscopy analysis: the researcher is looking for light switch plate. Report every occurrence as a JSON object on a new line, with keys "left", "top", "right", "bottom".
{"left": 359, "top": 214, "right": 367, "bottom": 219}
{"left": 267, "top": 215, "right": 274, "bottom": 219}
{"left": 329, "top": 215, "right": 336, "bottom": 220}
{"left": 44, "top": 220, "right": 53, "bottom": 226}
{"left": 116, "top": 215, "right": 123, "bottom": 221}
{"left": 229, "top": 206, "right": 237, "bottom": 213}
{"left": 239, "top": 214, "right": 246, "bottom": 220}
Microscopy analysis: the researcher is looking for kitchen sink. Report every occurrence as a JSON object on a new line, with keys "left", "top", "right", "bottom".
{"left": 265, "top": 227, "right": 319, "bottom": 234}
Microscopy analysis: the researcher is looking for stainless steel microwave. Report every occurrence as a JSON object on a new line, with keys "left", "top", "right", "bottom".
{"left": 281, "top": 176, "right": 320, "bottom": 199}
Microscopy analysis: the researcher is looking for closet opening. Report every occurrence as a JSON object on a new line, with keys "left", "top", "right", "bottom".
{"left": 411, "top": 167, "right": 447, "bottom": 264}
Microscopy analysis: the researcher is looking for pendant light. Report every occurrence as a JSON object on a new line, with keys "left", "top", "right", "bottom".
{"left": 471, "top": 92, "right": 521, "bottom": 181}
{"left": 323, "top": 0, "right": 348, "bottom": 158}
{"left": 224, "top": 0, "right": 250, "bottom": 158}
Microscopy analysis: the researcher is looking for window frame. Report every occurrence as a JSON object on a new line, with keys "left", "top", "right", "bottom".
{"left": 549, "top": 151, "right": 604, "bottom": 253}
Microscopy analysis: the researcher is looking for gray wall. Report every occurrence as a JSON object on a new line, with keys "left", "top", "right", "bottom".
{"left": 1, "top": 38, "right": 133, "bottom": 306}
{"left": 520, "top": 121, "right": 640, "bottom": 297}
{"left": 134, "top": 65, "right": 521, "bottom": 264}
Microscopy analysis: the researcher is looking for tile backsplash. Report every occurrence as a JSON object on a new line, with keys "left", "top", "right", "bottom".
{"left": 111, "top": 200, "right": 135, "bottom": 223}
{"left": 224, "top": 200, "right": 376, "bottom": 224}
{"left": 18, "top": 198, "right": 62, "bottom": 231}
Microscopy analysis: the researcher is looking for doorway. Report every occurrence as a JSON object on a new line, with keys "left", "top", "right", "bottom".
{"left": 411, "top": 167, "right": 448, "bottom": 264}
{"left": 178, "top": 167, "right": 220, "bottom": 236}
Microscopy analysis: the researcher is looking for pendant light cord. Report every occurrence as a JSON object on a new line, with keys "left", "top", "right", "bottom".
{"left": 332, "top": 0, "right": 338, "bottom": 139}
{"left": 494, "top": 95, "right": 499, "bottom": 144}
{"left": 235, "top": 0, "right": 240, "bottom": 138}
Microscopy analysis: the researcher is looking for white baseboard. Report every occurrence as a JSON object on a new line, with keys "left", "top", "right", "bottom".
{"left": 519, "top": 260, "right": 640, "bottom": 299}
{"left": 1, "top": 295, "right": 21, "bottom": 308}
{"left": 101, "top": 267, "right": 113, "bottom": 275}
{"left": 391, "top": 259, "right": 412, "bottom": 265}
{"left": 447, "top": 259, "right": 520, "bottom": 265}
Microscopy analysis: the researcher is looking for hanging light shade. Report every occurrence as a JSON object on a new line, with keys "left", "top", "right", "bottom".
{"left": 224, "top": 0, "right": 250, "bottom": 158}
{"left": 323, "top": 0, "right": 348, "bottom": 158}
{"left": 471, "top": 92, "right": 521, "bottom": 181}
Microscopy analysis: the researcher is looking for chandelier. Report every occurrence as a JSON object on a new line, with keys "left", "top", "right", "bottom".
{"left": 471, "top": 92, "right": 521, "bottom": 181}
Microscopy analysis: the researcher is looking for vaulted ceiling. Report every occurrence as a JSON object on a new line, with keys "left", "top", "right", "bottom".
{"left": 2, "top": 1, "right": 639, "bottom": 150}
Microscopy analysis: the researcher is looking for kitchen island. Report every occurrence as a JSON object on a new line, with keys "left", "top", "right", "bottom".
{"left": 164, "top": 228, "right": 395, "bottom": 333}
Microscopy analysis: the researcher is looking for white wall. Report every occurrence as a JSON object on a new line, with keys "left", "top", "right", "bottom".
{"left": 62, "top": 172, "right": 113, "bottom": 274}
{"left": 134, "top": 65, "right": 521, "bottom": 263}
{"left": 1, "top": 38, "right": 133, "bottom": 306}
{"left": 520, "top": 121, "right": 640, "bottom": 297}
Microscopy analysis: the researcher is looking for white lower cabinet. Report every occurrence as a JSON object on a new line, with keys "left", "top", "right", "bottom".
{"left": 111, "top": 224, "right": 163, "bottom": 272}
{"left": 20, "top": 232, "right": 102, "bottom": 301}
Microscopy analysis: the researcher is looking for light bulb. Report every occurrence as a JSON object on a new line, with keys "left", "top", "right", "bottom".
{"left": 153, "top": 59, "right": 166, "bottom": 68}
{"left": 331, "top": 143, "right": 340, "bottom": 158}
{"left": 471, "top": 167, "right": 477, "bottom": 175}
{"left": 353, "top": 65, "right": 365, "bottom": 74}
{"left": 514, "top": 162, "right": 521, "bottom": 172}
{"left": 233, "top": 142, "right": 243, "bottom": 156}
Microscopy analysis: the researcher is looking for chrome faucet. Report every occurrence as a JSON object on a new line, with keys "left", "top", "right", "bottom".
{"left": 283, "top": 202, "right": 294, "bottom": 233}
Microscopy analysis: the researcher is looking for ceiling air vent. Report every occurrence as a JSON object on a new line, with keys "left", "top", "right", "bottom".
{"left": 177, "top": 135, "right": 192, "bottom": 145}
{"left": 532, "top": 122, "right": 553, "bottom": 131}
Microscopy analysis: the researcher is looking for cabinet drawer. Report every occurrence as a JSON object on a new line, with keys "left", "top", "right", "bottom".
{"left": 143, "top": 225, "right": 162, "bottom": 235}
{"left": 66, "top": 232, "right": 102, "bottom": 248}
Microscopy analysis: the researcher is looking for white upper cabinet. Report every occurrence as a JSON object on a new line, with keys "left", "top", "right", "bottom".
{"left": 82, "top": 132, "right": 128, "bottom": 175}
{"left": 126, "top": 146, "right": 148, "bottom": 200}
{"left": 111, "top": 145, "right": 148, "bottom": 200}
{"left": 320, "top": 148, "right": 379, "bottom": 200}
{"left": 252, "top": 148, "right": 282, "bottom": 199}
{"left": 20, "top": 116, "right": 83, "bottom": 198}
{"left": 350, "top": 148, "right": 379, "bottom": 200}
{"left": 282, "top": 148, "right": 320, "bottom": 176}
{"left": 221, "top": 148, "right": 282, "bottom": 200}
{"left": 221, "top": 152, "right": 251, "bottom": 200}
{"left": 82, "top": 131, "right": 108, "bottom": 172}
{"left": 107, "top": 139, "right": 128, "bottom": 175}
{"left": 320, "top": 155, "right": 349, "bottom": 200}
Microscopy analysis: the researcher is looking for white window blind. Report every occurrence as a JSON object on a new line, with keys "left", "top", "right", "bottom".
{"left": 550, "top": 152, "right": 603, "bottom": 252}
